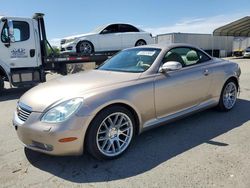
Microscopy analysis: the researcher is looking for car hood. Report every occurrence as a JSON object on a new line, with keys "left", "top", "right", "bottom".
{"left": 62, "top": 32, "right": 97, "bottom": 40}
{"left": 19, "top": 70, "right": 140, "bottom": 112}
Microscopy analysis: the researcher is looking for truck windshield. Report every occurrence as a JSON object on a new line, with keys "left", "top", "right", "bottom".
{"left": 98, "top": 48, "right": 161, "bottom": 73}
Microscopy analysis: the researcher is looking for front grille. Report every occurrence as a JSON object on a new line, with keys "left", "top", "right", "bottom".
{"left": 17, "top": 104, "right": 32, "bottom": 122}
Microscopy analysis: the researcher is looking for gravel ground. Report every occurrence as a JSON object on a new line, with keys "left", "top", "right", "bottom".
{"left": 0, "top": 57, "right": 249, "bottom": 188}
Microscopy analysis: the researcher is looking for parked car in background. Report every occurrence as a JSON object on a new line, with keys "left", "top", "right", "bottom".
{"left": 243, "top": 47, "right": 250, "bottom": 58}
{"left": 13, "top": 44, "right": 240, "bottom": 160}
{"left": 60, "top": 23, "right": 154, "bottom": 54}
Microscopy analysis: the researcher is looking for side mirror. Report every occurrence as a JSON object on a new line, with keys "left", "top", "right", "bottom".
{"left": 159, "top": 61, "right": 182, "bottom": 73}
{"left": 101, "top": 30, "right": 109, "bottom": 34}
{"left": 7, "top": 20, "right": 15, "bottom": 43}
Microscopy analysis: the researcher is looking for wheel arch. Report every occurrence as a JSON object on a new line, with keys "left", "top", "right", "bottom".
{"left": 224, "top": 76, "right": 239, "bottom": 90}
{"left": 135, "top": 39, "right": 147, "bottom": 46}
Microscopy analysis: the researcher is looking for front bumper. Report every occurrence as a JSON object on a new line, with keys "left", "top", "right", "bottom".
{"left": 60, "top": 42, "right": 77, "bottom": 53}
{"left": 13, "top": 111, "right": 94, "bottom": 156}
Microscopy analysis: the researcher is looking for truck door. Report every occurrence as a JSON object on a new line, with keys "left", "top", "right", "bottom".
{"left": 0, "top": 18, "right": 39, "bottom": 69}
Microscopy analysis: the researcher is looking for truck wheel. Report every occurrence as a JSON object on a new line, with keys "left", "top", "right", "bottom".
{"left": 0, "top": 75, "right": 4, "bottom": 90}
{"left": 76, "top": 41, "right": 94, "bottom": 55}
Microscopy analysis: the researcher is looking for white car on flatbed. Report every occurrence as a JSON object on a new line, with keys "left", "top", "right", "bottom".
{"left": 60, "top": 23, "right": 154, "bottom": 55}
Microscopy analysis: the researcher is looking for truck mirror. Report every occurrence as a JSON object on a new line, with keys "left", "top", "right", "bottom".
{"left": 7, "top": 20, "right": 15, "bottom": 43}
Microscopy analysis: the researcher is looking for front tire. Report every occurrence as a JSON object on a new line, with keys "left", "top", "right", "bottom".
{"left": 76, "top": 41, "right": 94, "bottom": 55}
{"left": 86, "top": 106, "right": 135, "bottom": 160}
{"left": 217, "top": 80, "right": 238, "bottom": 111}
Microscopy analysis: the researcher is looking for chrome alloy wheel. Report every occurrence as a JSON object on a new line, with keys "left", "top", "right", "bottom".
{"left": 79, "top": 42, "right": 92, "bottom": 54}
{"left": 96, "top": 112, "right": 133, "bottom": 157}
{"left": 223, "top": 82, "right": 237, "bottom": 110}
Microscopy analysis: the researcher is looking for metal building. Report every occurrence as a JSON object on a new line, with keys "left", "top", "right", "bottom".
{"left": 156, "top": 33, "right": 234, "bottom": 57}
{"left": 213, "top": 16, "right": 250, "bottom": 56}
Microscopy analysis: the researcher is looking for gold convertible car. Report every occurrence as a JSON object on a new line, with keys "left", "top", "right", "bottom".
{"left": 13, "top": 44, "right": 241, "bottom": 160}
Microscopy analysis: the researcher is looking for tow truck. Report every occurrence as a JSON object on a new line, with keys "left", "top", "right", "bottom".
{"left": 0, "top": 13, "right": 116, "bottom": 90}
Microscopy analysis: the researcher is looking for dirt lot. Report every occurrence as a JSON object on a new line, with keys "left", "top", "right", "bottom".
{"left": 0, "top": 58, "right": 249, "bottom": 188}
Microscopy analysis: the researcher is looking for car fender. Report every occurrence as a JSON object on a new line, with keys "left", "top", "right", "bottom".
{"left": 81, "top": 95, "right": 143, "bottom": 133}
{"left": 136, "top": 32, "right": 154, "bottom": 44}
{"left": 75, "top": 36, "right": 97, "bottom": 48}
{"left": 87, "top": 98, "right": 142, "bottom": 129}
{"left": 222, "top": 63, "right": 240, "bottom": 89}
{"left": 78, "top": 80, "right": 155, "bottom": 134}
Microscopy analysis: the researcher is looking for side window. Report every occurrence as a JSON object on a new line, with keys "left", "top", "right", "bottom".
{"left": 1, "top": 21, "right": 30, "bottom": 43}
{"left": 101, "top": 24, "right": 119, "bottom": 34}
{"left": 197, "top": 51, "right": 211, "bottom": 63}
{"left": 163, "top": 47, "right": 210, "bottom": 67}
{"left": 119, "top": 24, "right": 139, "bottom": 32}
{"left": 163, "top": 48, "right": 189, "bottom": 66}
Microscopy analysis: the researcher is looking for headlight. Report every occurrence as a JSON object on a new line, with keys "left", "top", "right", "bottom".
{"left": 65, "top": 38, "right": 75, "bottom": 43}
{"left": 41, "top": 98, "right": 83, "bottom": 123}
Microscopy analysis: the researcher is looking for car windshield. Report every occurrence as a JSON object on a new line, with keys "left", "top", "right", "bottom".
{"left": 98, "top": 48, "right": 161, "bottom": 73}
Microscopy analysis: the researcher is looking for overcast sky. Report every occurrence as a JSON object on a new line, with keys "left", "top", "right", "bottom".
{"left": 1, "top": 0, "right": 249, "bottom": 46}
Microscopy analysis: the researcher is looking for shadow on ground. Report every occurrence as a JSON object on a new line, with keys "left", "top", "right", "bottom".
{"left": 25, "top": 99, "right": 250, "bottom": 183}
{"left": 0, "top": 87, "right": 31, "bottom": 102}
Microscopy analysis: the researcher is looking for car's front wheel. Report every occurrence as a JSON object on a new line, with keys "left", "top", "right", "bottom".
{"left": 76, "top": 41, "right": 94, "bottom": 55}
{"left": 86, "top": 106, "right": 135, "bottom": 160}
{"left": 217, "top": 79, "right": 238, "bottom": 111}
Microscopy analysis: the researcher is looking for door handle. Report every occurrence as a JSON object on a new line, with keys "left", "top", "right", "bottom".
{"left": 203, "top": 69, "right": 209, "bottom": 76}
{"left": 30, "top": 49, "right": 35, "bottom": 57}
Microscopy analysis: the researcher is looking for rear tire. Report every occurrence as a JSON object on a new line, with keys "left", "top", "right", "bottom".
{"left": 217, "top": 79, "right": 238, "bottom": 111}
{"left": 0, "top": 75, "right": 4, "bottom": 91}
{"left": 76, "top": 41, "right": 94, "bottom": 55}
{"left": 135, "top": 40, "right": 146, "bottom": 46}
{"left": 86, "top": 106, "right": 135, "bottom": 160}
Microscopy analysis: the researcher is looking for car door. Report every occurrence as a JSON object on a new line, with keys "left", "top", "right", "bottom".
{"left": 98, "top": 24, "right": 122, "bottom": 51}
{"left": 118, "top": 24, "right": 139, "bottom": 49}
{"left": 0, "top": 18, "right": 39, "bottom": 68}
{"left": 154, "top": 47, "right": 213, "bottom": 119}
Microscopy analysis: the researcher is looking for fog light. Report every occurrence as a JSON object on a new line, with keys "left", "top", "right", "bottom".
{"left": 31, "top": 141, "right": 53, "bottom": 151}
{"left": 66, "top": 46, "right": 73, "bottom": 50}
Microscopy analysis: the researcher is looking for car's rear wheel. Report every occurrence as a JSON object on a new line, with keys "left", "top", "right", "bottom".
{"left": 86, "top": 106, "right": 135, "bottom": 160}
{"left": 217, "top": 80, "right": 238, "bottom": 111}
{"left": 135, "top": 40, "right": 146, "bottom": 46}
{"left": 76, "top": 41, "right": 94, "bottom": 55}
{"left": 0, "top": 75, "right": 4, "bottom": 91}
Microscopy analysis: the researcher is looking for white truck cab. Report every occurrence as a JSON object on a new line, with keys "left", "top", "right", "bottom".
{"left": 0, "top": 14, "right": 45, "bottom": 90}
